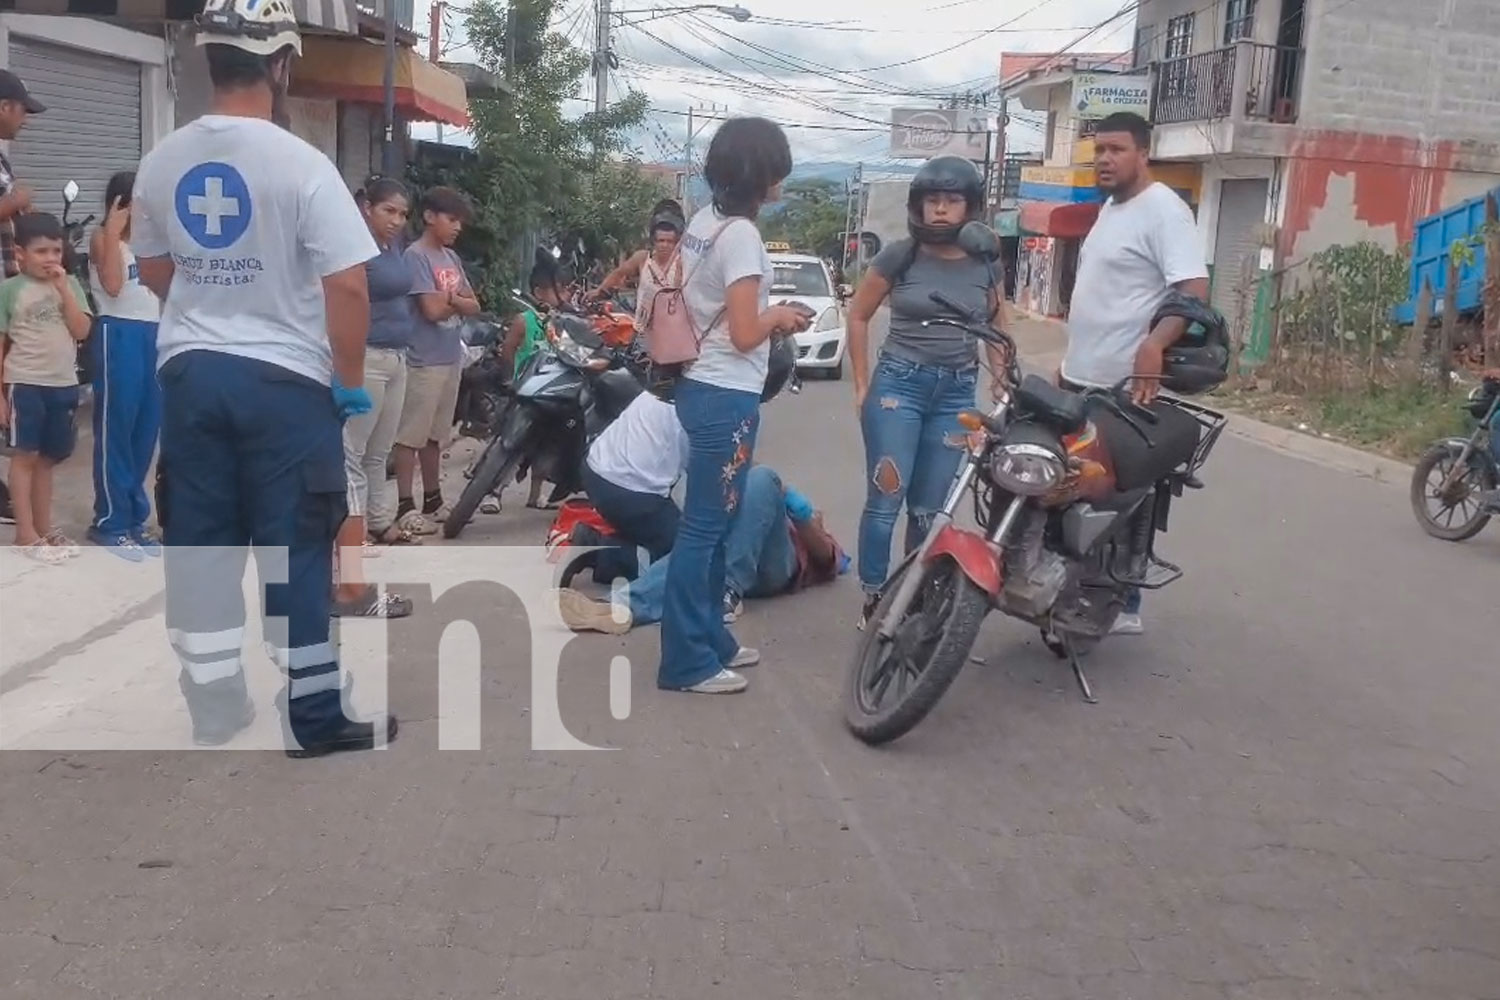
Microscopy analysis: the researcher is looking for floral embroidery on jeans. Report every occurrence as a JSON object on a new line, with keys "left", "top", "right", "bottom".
{"left": 720, "top": 415, "right": 754, "bottom": 513}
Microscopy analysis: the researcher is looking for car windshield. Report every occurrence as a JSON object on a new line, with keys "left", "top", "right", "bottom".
{"left": 770, "top": 262, "right": 832, "bottom": 298}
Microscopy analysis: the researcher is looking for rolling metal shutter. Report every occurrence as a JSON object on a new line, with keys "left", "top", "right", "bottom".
{"left": 8, "top": 38, "right": 143, "bottom": 222}
{"left": 1211, "top": 178, "right": 1270, "bottom": 329}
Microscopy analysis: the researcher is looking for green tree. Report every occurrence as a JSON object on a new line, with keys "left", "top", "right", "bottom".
{"left": 551, "top": 161, "right": 673, "bottom": 280}
{"left": 409, "top": 0, "right": 651, "bottom": 305}
{"left": 762, "top": 178, "right": 850, "bottom": 258}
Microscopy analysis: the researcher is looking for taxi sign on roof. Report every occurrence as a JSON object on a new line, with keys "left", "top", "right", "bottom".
{"left": 764, "top": 241, "right": 792, "bottom": 252}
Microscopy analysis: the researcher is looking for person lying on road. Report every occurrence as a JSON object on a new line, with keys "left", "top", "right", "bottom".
{"left": 555, "top": 464, "right": 848, "bottom": 634}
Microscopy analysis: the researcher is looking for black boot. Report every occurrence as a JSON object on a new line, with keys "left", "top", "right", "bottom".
{"left": 280, "top": 679, "right": 399, "bottom": 759}
{"left": 177, "top": 670, "right": 256, "bottom": 746}
{"left": 286, "top": 714, "right": 399, "bottom": 759}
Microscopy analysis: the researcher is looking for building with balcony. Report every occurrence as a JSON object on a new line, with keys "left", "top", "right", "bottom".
{"left": 0, "top": 0, "right": 471, "bottom": 217}
{"left": 999, "top": 51, "right": 1203, "bottom": 317}
{"left": 1137, "top": 0, "right": 1500, "bottom": 325}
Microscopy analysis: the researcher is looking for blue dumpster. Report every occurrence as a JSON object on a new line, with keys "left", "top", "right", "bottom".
{"left": 1393, "top": 189, "right": 1496, "bottom": 324}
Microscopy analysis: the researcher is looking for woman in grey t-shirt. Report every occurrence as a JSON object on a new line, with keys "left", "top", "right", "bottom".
{"left": 846, "top": 156, "right": 1010, "bottom": 629}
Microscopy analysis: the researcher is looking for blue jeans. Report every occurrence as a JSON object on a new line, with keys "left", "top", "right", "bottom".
{"left": 658, "top": 378, "right": 759, "bottom": 689}
{"left": 857, "top": 354, "right": 976, "bottom": 592}
{"left": 582, "top": 462, "right": 679, "bottom": 582}
{"left": 629, "top": 465, "right": 796, "bottom": 626}
{"left": 91, "top": 318, "right": 162, "bottom": 535}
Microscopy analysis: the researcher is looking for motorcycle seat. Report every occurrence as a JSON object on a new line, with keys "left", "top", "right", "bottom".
{"left": 1090, "top": 400, "right": 1202, "bottom": 493}
{"left": 1014, "top": 374, "right": 1087, "bottom": 433}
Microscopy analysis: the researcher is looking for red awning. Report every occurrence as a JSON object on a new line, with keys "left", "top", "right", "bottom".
{"left": 1019, "top": 201, "right": 1102, "bottom": 240}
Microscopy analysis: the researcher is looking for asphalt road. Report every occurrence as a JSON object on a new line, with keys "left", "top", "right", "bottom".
{"left": 2, "top": 317, "right": 1498, "bottom": 999}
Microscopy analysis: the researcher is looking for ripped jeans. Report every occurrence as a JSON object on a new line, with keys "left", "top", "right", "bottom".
{"left": 857, "top": 354, "right": 977, "bottom": 593}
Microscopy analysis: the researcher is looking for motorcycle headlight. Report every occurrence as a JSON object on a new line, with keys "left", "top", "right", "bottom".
{"left": 989, "top": 442, "right": 1064, "bottom": 496}
{"left": 814, "top": 307, "right": 840, "bottom": 332}
{"left": 553, "top": 329, "right": 595, "bottom": 366}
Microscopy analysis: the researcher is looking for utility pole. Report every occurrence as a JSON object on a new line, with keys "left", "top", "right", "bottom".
{"left": 684, "top": 105, "right": 693, "bottom": 213}
{"left": 430, "top": 2, "right": 446, "bottom": 144}
{"left": 381, "top": 0, "right": 400, "bottom": 173}
{"left": 858, "top": 162, "right": 870, "bottom": 275}
{"left": 682, "top": 102, "right": 719, "bottom": 215}
{"left": 594, "top": 0, "right": 612, "bottom": 114}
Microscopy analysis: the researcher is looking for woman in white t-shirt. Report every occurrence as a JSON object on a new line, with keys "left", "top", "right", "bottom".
{"left": 657, "top": 117, "right": 812, "bottom": 695}
{"left": 86, "top": 170, "right": 164, "bottom": 559}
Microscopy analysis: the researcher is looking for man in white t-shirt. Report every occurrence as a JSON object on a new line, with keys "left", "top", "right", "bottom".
{"left": 132, "top": 0, "right": 393, "bottom": 757}
{"left": 576, "top": 388, "right": 690, "bottom": 581}
{"left": 1062, "top": 111, "right": 1210, "bottom": 635}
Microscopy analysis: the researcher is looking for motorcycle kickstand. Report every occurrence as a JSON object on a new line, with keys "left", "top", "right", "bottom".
{"left": 1062, "top": 634, "right": 1098, "bottom": 704}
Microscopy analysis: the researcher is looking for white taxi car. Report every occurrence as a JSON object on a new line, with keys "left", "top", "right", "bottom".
{"left": 768, "top": 250, "right": 848, "bottom": 379}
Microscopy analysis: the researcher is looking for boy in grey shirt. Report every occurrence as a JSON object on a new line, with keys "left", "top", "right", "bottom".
{"left": 393, "top": 186, "right": 481, "bottom": 532}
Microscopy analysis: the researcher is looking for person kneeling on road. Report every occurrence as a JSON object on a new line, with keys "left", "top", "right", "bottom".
{"left": 573, "top": 382, "right": 689, "bottom": 584}
{"left": 556, "top": 464, "right": 847, "bottom": 634}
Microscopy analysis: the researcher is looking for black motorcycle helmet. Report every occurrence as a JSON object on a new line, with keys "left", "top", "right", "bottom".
{"left": 1152, "top": 291, "right": 1230, "bottom": 396}
{"left": 762, "top": 334, "right": 797, "bottom": 403}
{"left": 907, "top": 155, "right": 984, "bottom": 245}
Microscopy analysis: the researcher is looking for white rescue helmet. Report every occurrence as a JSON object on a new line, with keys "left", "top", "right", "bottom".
{"left": 195, "top": 0, "right": 303, "bottom": 57}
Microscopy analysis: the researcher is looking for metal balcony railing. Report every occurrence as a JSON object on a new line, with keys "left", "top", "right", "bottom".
{"left": 1151, "top": 42, "right": 1303, "bottom": 126}
{"left": 356, "top": 0, "right": 416, "bottom": 32}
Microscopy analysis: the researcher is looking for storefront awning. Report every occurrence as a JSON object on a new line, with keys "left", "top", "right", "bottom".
{"left": 5, "top": 0, "right": 361, "bottom": 35}
{"left": 1020, "top": 200, "right": 1101, "bottom": 240}
{"left": 291, "top": 35, "right": 469, "bottom": 128}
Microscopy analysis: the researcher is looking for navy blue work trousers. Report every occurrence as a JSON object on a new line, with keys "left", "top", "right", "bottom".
{"left": 158, "top": 350, "right": 348, "bottom": 735}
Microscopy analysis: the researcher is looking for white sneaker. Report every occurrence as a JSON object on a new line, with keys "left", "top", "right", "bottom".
{"left": 1111, "top": 613, "right": 1144, "bottom": 636}
{"left": 727, "top": 647, "right": 760, "bottom": 669}
{"left": 683, "top": 668, "right": 748, "bottom": 694}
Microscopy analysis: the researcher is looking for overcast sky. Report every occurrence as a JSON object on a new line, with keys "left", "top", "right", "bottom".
{"left": 420, "top": 0, "right": 1139, "bottom": 168}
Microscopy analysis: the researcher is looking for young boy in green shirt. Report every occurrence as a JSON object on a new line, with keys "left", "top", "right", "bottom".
{"left": 0, "top": 213, "right": 93, "bottom": 563}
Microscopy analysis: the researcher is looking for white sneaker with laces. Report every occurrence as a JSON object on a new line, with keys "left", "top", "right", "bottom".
{"left": 684, "top": 669, "right": 748, "bottom": 694}
{"left": 727, "top": 647, "right": 760, "bottom": 669}
{"left": 1111, "top": 613, "right": 1144, "bottom": 636}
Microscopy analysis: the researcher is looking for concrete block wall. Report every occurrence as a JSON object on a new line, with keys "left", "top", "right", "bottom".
{"left": 1300, "top": 0, "right": 1500, "bottom": 146}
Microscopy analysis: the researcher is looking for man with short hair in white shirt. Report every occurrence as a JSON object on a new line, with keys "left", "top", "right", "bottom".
{"left": 1061, "top": 111, "right": 1210, "bottom": 635}
{"left": 576, "top": 387, "right": 690, "bottom": 583}
{"left": 132, "top": 0, "right": 394, "bottom": 756}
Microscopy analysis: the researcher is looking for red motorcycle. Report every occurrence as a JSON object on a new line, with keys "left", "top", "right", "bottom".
{"left": 844, "top": 290, "right": 1229, "bottom": 745}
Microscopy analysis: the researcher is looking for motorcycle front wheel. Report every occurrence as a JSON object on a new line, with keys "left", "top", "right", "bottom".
{"left": 444, "top": 436, "right": 524, "bottom": 539}
{"left": 1410, "top": 442, "right": 1494, "bottom": 542}
{"left": 843, "top": 557, "right": 990, "bottom": 746}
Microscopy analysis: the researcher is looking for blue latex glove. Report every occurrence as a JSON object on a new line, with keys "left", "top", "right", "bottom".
{"left": 837, "top": 551, "right": 852, "bottom": 576}
{"left": 783, "top": 486, "right": 814, "bottom": 523}
{"left": 332, "top": 379, "right": 373, "bottom": 420}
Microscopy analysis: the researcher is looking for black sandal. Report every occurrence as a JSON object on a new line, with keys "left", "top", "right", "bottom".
{"left": 332, "top": 587, "right": 413, "bottom": 619}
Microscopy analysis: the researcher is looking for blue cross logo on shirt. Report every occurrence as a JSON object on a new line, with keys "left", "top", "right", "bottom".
{"left": 174, "top": 162, "right": 254, "bottom": 250}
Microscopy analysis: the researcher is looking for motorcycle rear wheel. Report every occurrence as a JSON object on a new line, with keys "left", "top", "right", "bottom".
{"left": 444, "top": 438, "right": 523, "bottom": 539}
{"left": 1410, "top": 442, "right": 1494, "bottom": 542}
{"left": 843, "top": 557, "right": 989, "bottom": 746}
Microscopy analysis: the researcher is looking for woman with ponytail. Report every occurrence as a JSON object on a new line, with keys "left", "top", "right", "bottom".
{"left": 332, "top": 175, "right": 418, "bottom": 618}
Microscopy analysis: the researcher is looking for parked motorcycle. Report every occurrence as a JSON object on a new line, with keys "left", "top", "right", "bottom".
{"left": 61, "top": 180, "right": 99, "bottom": 383}
{"left": 442, "top": 305, "right": 648, "bottom": 539}
{"left": 843, "top": 289, "right": 1229, "bottom": 745}
{"left": 453, "top": 313, "right": 511, "bottom": 441}
{"left": 1409, "top": 375, "right": 1499, "bottom": 541}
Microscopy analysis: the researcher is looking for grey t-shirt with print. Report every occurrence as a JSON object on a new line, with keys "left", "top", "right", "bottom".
{"left": 871, "top": 238, "right": 995, "bottom": 370}
{"left": 404, "top": 241, "right": 472, "bottom": 367}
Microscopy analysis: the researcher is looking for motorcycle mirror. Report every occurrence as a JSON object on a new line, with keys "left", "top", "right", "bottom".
{"left": 957, "top": 221, "right": 1002, "bottom": 261}
{"left": 62, "top": 180, "right": 80, "bottom": 208}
